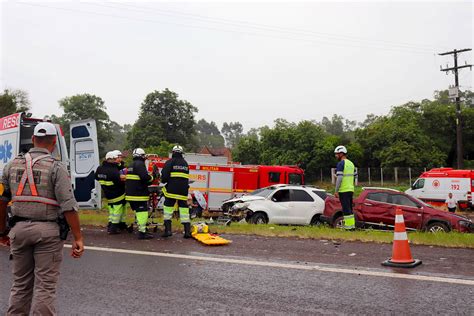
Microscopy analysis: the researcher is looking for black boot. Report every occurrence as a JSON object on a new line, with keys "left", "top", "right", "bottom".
{"left": 138, "top": 231, "right": 154, "bottom": 240}
{"left": 108, "top": 223, "right": 120, "bottom": 235}
{"left": 162, "top": 220, "right": 172, "bottom": 238}
{"left": 118, "top": 222, "right": 128, "bottom": 231}
{"left": 183, "top": 223, "right": 192, "bottom": 239}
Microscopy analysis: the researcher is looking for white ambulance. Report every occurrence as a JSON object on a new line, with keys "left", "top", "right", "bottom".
{"left": 0, "top": 112, "right": 101, "bottom": 209}
{"left": 406, "top": 168, "right": 474, "bottom": 210}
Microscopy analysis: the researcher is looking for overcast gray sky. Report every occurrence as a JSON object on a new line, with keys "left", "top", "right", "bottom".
{"left": 1, "top": 0, "right": 472, "bottom": 131}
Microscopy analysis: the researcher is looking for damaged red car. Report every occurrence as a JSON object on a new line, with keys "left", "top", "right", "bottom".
{"left": 321, "top": 187, "right": 473, "bottom": 233}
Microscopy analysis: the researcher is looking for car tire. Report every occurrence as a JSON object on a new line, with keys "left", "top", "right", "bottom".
{"left": 333, "top": 215, "right": 344, "bottom": 229}
{"left": 310, "top": 215, "right": 322, "bottom": 226}
{"left": 251, "top": 212, "right": 268, "bottom": 224}
{"left": 426, "top": 222, "right": 450, "bottom": 233}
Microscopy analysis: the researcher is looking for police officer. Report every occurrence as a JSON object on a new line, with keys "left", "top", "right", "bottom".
{"left": 125, "top": 148, "right": 155, "bottom": 239}
{"left": 334, "top": 145, "right": 357, "bottom": 230}
{"left": 161, "top": 145, "right": 191, "bottom": 238}
{"left": 96, "top": 150, "right": 126, "bottom": 234}
{"left": 0, "top": 122, "right": 84, "bottom": 315}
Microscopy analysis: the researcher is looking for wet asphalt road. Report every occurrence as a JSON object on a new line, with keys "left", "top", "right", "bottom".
{"left": 1, "top": 229, "right": 473, "bottom": 315}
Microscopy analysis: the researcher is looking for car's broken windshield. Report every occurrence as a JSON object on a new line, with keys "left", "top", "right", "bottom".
{"left": 250, "top": 187, "right": 274, "bottom": 198}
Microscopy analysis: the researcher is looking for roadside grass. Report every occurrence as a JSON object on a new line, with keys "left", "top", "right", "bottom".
{"left": 79, "top": 210, "right": 474, "bottom": 249}
{"left": 210, "top": 223, "right": 474, "bottom": 249}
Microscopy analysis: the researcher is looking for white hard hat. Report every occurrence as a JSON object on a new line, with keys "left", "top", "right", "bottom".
{"left": 106, "top": 150, "right": 121, "bottom": 160}
{"left": 105, "top": 151, "right": 115, "bottom": 160}
{"left": 334, "top": 145, "right": 347, "bottom": 154}
{"left": 132, "top": 148, "right": 146, "bottom": 157}
{"left": 34, "top": 122, "right": 57, "bottom": 137}
{"left": 172, "top": 145, "right": 183, "bottom": 153}
{"left": 111, "top": 150, "right": 122, "bottom": 157}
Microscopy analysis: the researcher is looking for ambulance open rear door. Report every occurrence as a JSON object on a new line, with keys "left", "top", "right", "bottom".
{"left": 70, "top": 119, "right": 101, "bottom": 209}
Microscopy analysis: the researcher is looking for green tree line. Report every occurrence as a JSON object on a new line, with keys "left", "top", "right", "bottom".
{"left": 1, "top": 88, "right": 472, "bottom": 180}
{"left": 233, "top": 90, "right": 474, "bottom": 180}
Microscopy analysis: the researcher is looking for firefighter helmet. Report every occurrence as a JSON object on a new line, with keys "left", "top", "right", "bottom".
{"left": 172, "top": 145, "right": 183, "bottom": 154}
{"left": 111, "top": 150, "right": 122, "bottom": 158}
{"left": 334, "top": 145, "right": 347, "bottom": 154}
{"left": 105, "top": 151, "right": 115, "bottom": 160}
{"left": 132, "top": 148, "right": 146, "bottom": 158}
{"left": 106, "top": 150, "right": 121, "bottom": 160}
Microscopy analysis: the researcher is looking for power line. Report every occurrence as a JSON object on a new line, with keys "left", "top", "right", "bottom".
{"left": 16, "top": 2, "right": 440, "bottom": 55}
{"left": 105, "top": 2, "right": 447, "bottom": 52}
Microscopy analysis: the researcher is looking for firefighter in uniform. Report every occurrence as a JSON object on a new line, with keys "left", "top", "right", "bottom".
{"left": 96, "top": 150, "right": 126, "bottom": 234}
{"left": 161, "top": 145, "right": 191, "bottom": 238}
{"left": 112, "top": 150, "right": 128, "bottom": 227}
{"left": 334, "top": 145, "right": 357, "bottom": 230}
{"left": 125, "top": 148, "right": 155, "bottom": 239}
{"left": 0, "top": 122, "right": 84, "bottom": 315}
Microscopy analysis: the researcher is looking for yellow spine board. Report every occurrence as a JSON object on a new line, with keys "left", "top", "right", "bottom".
{"left": 192, "top": 233, "right": 232, "bottom": 246}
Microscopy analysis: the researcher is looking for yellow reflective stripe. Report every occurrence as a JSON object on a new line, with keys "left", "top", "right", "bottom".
{"left": 126, "top": 174, "right": 140, "bottom": 180}
{"left": 170, "top": 172, "right": 189, "bottom": 179}
{"left": 126, "top": 174, "right": 153, "bottom": 182}
{"left": 99, "top": 180, "right": 114, "bottom": 186}
{"left": 108, "top": 194, "right": 125, "bottom": 204}
{"left": 125, "top": 195, "right": 149, "bottom": 201}
{"left": 162, "top": 187, "right": 188, "bottom": 201}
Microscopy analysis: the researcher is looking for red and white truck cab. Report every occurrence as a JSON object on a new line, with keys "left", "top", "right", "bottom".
{"left": 147, "top": 155, "right": 305, "bottom": 211}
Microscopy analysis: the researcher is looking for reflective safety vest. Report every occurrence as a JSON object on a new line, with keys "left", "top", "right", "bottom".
{"left": 161, "top": 156, "right": 189, "bottom": 201}
{"left": 337, "top": 159, "right": 356, "bottom": 193}
{"left": 125, "top": 158, "right": 153, "bottom": 202}
{"left": 9, "top": 151, "right": 60, "bottom": 220}
{"left": 95, "top": 161, "right": 125, "bottom": 204}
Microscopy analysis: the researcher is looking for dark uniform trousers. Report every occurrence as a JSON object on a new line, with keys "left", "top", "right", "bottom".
{"left": 8, "top": 222, "right": 63, "bottom": 315}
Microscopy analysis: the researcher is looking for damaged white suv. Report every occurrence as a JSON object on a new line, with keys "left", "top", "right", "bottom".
{"left": 221, "top": 185, "right": 327, "bottom": 225}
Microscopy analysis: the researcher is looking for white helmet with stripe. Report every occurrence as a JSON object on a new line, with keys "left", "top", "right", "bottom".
{"left": 132, "top": 148, "right": 146, "bottom": 158}
{"left": 334, "top": 145, "right": 347, "bottom": 154}
{"left": 172, "top": 145, "right": 183, "bottom": 154}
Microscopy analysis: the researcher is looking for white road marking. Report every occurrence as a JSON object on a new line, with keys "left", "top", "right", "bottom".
{"left": 64, "top": 244, "right": 474, "bottom": 286}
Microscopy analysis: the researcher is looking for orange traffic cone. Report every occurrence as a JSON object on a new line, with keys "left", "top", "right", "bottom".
{"left": 382, "top": 208, "right": 422, "bottom": 268}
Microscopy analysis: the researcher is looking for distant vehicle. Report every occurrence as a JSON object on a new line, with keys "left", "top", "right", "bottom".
{"left": 405, "top": 168, "right": 474, "bottom": 210}
{"left": 0, "top": 112, "right": 101, "bottom": 209}
{"left": 221, "top": 184, "right": 327, "bottom": 225}
{"left": 322, "top": 187, "right": 473, "bottom": 233}
{"left": 147, "top": 155, "right": 305, "bottom": 212}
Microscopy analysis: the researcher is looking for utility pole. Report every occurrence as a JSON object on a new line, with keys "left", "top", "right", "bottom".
{"left": 439, "top": 48, "right": 472, "bottom": 169}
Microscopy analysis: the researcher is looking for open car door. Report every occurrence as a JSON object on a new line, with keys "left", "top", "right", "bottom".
{"left": 70, "top": 119, "right": 101, "bottom": 209}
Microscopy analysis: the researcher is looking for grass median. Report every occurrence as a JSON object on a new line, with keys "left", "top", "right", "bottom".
{"left": 79, "top": 210, "right": 474, "bottom": 249}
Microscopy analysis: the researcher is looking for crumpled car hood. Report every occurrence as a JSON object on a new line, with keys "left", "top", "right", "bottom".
{"left": 223, "top": 195, "right": 266, "bottom": 204}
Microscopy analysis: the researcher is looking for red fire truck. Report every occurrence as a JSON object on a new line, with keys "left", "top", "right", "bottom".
{"left": 147, "top": 156, "right": 305, "bottom": 211}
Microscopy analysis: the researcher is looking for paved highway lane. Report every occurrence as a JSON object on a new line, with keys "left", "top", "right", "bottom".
{"left": 1, "top": 241, "right": 473, "bottom": 315}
